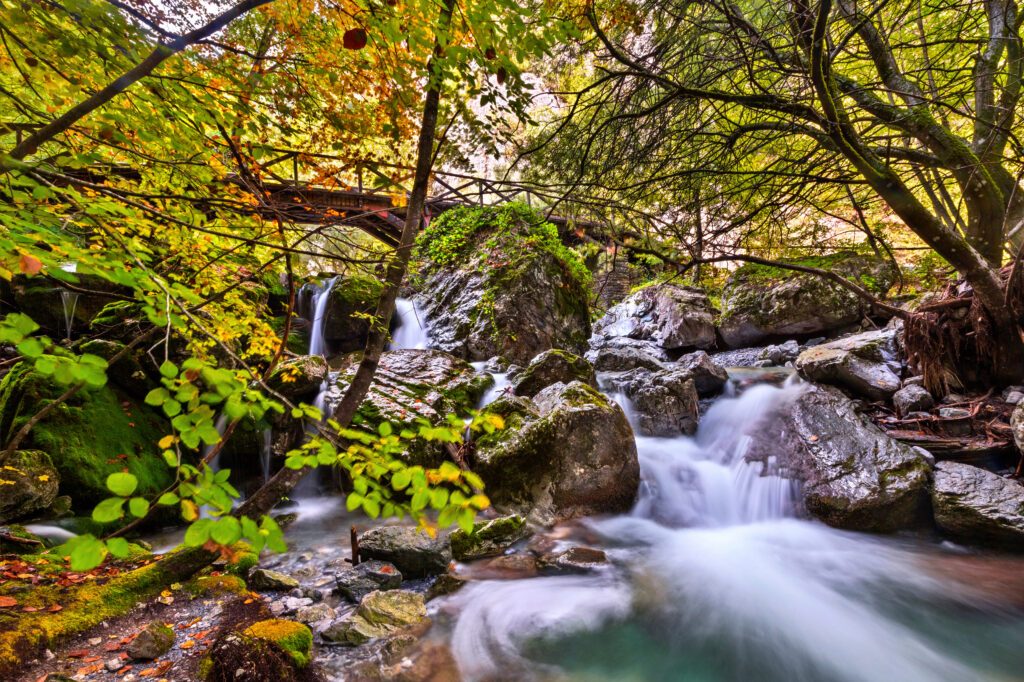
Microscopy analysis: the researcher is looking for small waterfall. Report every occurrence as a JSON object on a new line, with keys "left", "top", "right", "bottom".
{"left": 260, "top": 429, "right": 273, "bottom": 484}
{"left": 59, "top": 262, "right": 79, "bottom": 342}
{"left": 471, "top": 361, "right": 511, "bottom": 407}
{"left": 389, "top": 297, "right": 430, "bottom": 350}
{"left": 306, "top": 276, "right": 339, "bottom": 358}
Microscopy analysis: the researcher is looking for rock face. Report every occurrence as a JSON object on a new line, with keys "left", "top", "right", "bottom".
{"left": 748, "top": 384, "right": 931, "bottom": 531}
{"left": 0, "top": 450, "right": 59, "bottom": 523}
{"left": 590, "top": 283, "right": 717, "bottom": 357}
{"left": 605, "top": 368, "right": 700, "bottom": 436}
{"left": 588, "top": 346, "right": 666, "bottom": 372}
{"left": 795, "top": 328, "right": 902, "bottom": 400}
{"left": 511, "top": 350, "right": 597, "bottom": 398}
{"left": 323, "top": 590, "right": 429, "bottom": 646}
{"left": 718, "top": 252, "right": 896, "bottom": 348}
{"left": 471, "top": 381, "right": 639, "bottom": 522}
{"left": 932, "top": 462, "right": 1024, "bottom": 548}
{"left": 357, "top": 526, "right": 452, "bottom": 577}
{"left": 415, "top": 204, "right": 591, "bottom": 365}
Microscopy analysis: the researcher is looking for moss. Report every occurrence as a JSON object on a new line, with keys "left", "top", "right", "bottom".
{"left": 242, "top": 619, "right": 312, "bottom": 668}
{"left": 185, "top": 573, "right": 249, "bottom": 598}
{"left": 224, "top": 542, "right": 260, "bottom": 577}
{"left": 0, "top": 364, "right": 174, "bottom": 510}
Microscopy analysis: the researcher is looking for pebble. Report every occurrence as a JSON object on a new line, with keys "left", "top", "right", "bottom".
{"left": 105, "top": 657, "right": 122, "bottom": 671}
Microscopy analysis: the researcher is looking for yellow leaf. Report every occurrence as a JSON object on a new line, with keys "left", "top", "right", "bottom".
{"left": 158, "top": 435, "right": 176, "bottom": 449}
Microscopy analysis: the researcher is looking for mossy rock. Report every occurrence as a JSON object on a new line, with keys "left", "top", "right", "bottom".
{"left": 450, "top": 514, "right": 527, "bottom": 561}
{"left": 0, "top": 363, "right": 174, "bottom": 511}
{"left": 0, "top": 450, "right": 59, "bottom": 523}
{"left": 7, "top": 274, "right": 131, "bottom": 339}
{"left": 511, "top": 349, "right": 596, "bottom": 398}
{"left": 320, "top": 274, "right": 384, "bottom": 354}
{"left": 322, "top": 590, "right": 428, "bottom": 646}
{"left": 242, "top": 619, "right": 313, "bottom": 667}
{"left": 75, "top": 339, "right": 153, "bottom": 400}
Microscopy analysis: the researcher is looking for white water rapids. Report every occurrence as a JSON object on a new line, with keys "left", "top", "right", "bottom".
{"left": 440, "top": 381, "right": 1024, "bottom": 682}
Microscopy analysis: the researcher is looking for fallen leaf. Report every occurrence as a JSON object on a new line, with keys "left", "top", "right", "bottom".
{"left": 180, "top": 639, "right": 196, "bottom": 650}
{"left": 0, "top": 596, "right": 17, "bottom": 608}
{"left": 18, "top": 253, "right": 43, "bottom": 276}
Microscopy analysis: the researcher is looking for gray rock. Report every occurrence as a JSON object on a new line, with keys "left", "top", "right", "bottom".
{"left": 612, "top": 369, "right": 700, "bottom": 436}
{"left": 294, "top": 602, "right": 335, "bottom": 625}
{"left": 587, "top": 346, "right": 666, "bottom": 372}
{"left": 283, "top": 596, "right": 313, "bottom": 613}
{"left": 127, "top": 622, "right": 175, "bottom": 661}
{"left": 512, "top": 349, "right": 597, "bottom": 397}
{"left": 472, "top": 382, "right": 639, "bottom": 523}
{"left": 335, "top": 559, "right": 403, "bottom": 602}
{"left": 591, "top": 283, "right": 717, "bottom": 353}
{"left": 903, "top": 375, "right": 925, "bottom": 387}
{"left": 757, "top": 340, "right": 801, "bottom": 366}
{"left": 248, "top": 568, "right": 300, "bottom": 592}
{"left": 675, "top": 350, "right": 730, "bottom": 396}
{"left": 795, "top": 329, "right": 902, "bottom": 400}
{"left": 939, "top": 407, "right": 971, "bottom": 420}
{"left": 718, "top": 252, "right": 896, "bottom": 348}
{"left": 748, "top": 384, "right": 931, "bottom": 531}
{"left": 450, "top": 514, "right": 528, "bottom": 561}
{"left": 1012, "top": 401, "right": 1024, "bottom": 457}
{"left": 322, "top": 590, "right": 429, "bottom": 646}
{"left": 932, "top": 462, "right": 1024, "bottom": 548}
{"left": 893, "top": 384, "right": 934, "bottom": 416}
{"left": 0, "top": 450, "right": 59, "bottom": 524}
{"left": 1004, "top": 391, "right": 1024, "bottom": 406}
{"left": 539, "top": 546, "right": 609, "bottom": 574}
{"left": 358, "top": 526, "right": 452, "bottom": 577}
{"left": 426, "top": 572, "right": 469, "bottom": 600}
{"left": 315, "top": 274, "right": 382, "bottom": 354}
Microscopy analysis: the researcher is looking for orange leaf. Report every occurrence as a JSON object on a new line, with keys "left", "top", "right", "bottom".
{"left": 0, "top": 596, "right": 17, "bottom": 608}
{"left": 18, "top": 253, "right": 43, "bottom": 276}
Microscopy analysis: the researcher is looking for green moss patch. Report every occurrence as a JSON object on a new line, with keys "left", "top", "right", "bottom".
{"left": 242, "top": 619, "right": 312, "bottom": 667}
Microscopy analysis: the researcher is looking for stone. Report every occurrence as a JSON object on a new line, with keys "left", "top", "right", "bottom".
{"left": 512, "top": 349, "right": 597, "bottom": 397}
{"left": 757, "top": 340, "right": 801, "bottom": 366}
{"left": 795, "top": 329, "right": 902, "bottom": 400}
{"left": 718, "top": 252, "right": 896, "bottom": 348}
{"left": 614, "top": 369, "right": 700, "bottom": 436}
{"left": 471, "top": 382, "right": 640, "bottom": 522}
{"left": 415, "top": 204, "right": 591, "bottom": 365}
{"left": 674, "top": 350, "right": 730, "bottom": 396}
{"left": 588, "top": 346, "right": 667, "bottom": 372}
{"left": 748, "top": 384, "right": 932, "bottom": 531}
{"left": 590, "top": 283, "right": 717, "bottom": 354}
{"left": 1012, "top": 400, "right": 1024, "bottom": 456}
{"left": 105, "top": 657, "right": 123, "bottom": 672}
{"left": 449, "top": 514, "right": 528, "bottom": 561}
{"left": 1004, "top": 390, "right": 1024, "bottom": 406}
{"left": 294, "top": 603, "right": 334, "bottom": 626}
{"left": 539, "top": 546, "right": 609, "bottom": 574}
{"left": 335, "top": 559, "right": 403, "bottom": 602}
{"left": 313, "top": 274, "right": 383, "bottom": 354}
{"left": 248, "top": 568, "right": 300, "bottom": 592}
{"left": 0, "top": 450, "right": 59, "bottom": 523}
{"left": 322, "top": 590, "right": 429, "bottom": 646}
{"left": 932, "top": 462, "right": 1024, "bottom": 548}
{"left": 892, "top": 384, "right": 934, "bottom": 416}
{"left": 265, "top": 355, "right": 328, "bottom": 400}
{"left": 358, "top": 526, "right": 452, "bottom": 577}
{"left": 426, "top": 572, "right": 469, "bottom": 600}
{"left": 127, "top": 622, "right": 175, "bottom": 661}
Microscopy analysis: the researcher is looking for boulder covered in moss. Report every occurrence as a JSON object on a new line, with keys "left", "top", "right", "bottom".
{"left": 0, "top": 450, "right": 59, "bottom": 523}
{"left": 414, "top": 203, "right": 592, "bottom": 365}
{"left": 511, "top": 349, "right": 596, "bottom": 398}
{"left": 128, "top": 621, "right": 175, "bottom": 661}
{"left": 322, "top": 590, "right": 429, "bottom": 646}
{"left": 307, "top": 274, "right": 383, "bottom": 355}
{"left": 449, "top": 514, "right": 527, "bottom": 561}
{"left": 471, "top": 381, "right": 639, "bottom": 523}
{"left": 205, "top": 622, "right": 311, "bottom": 682}
{"left": 266, "top": 355, "right": 328, "bottom": 401}
{"left": 76, "top": 339, "right": 153, "bottom": 400}
{"left": 242, "top": 619, "right": 313, "bottom": 667}
{"left": 718, "top": 252, "right": 896, "bottom": 348}
{"left": 590, "top": 283, "right": 717, "bottom": 358}
{"left": 0, "top": 363, "right": 174, "bottom": 510}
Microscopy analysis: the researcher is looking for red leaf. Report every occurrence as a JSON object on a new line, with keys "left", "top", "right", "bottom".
{"left": 343, "top": 28, "right": 367, "bottom": 50}
{"left": 18, "top": 253, "right": 43, "bottom": 276}
{"left": 0, "top": 596, "right": 17, "bottom": 608}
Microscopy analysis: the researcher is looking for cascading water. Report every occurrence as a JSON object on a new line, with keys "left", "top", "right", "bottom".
{"left": 306, "top": 276, "right": 339, "bottom": 358}
{"left": 442, "top": 379, "right": 1024, "bottom": 682}
{"left": 59, "top": 262, "right": 79, "bottom": 342}
{"left": 471, "top": 361, "right": 510, "bottom": 407}
{"left": 389, "top": 297, "right": 430, "bottom": 350}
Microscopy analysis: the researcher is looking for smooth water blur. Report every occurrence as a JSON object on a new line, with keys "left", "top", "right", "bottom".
{"left": 442, "top": 380, "right": 1024, "bottom": 682}
{"left": 390, "top": 297, "right": 430, "bottom": 350}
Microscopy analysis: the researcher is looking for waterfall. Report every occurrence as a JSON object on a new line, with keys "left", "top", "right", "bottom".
{"left": 389, "top": 297, "right": 430, "bottom": 350}
{"left": 444, "top": 378, "right": 1024, "bottom": 682}
{"left": 471, "top": 361, "right": 511, "bottom": 407}
{"left": 306, "top": 276, "right": 339, "bottom": 358}
{"left": 59, "top": 262, "right": 78, "bottom": 342}
{"left": 260, "top": 429, "right": 273, "bottom": 484}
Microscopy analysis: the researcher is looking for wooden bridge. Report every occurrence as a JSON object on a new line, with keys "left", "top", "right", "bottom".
{"left": 245, "top": 147, "right": 610, "bottom": 246}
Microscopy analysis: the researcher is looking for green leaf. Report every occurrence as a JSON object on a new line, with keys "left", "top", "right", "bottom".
{"left": 159, "top": 360, "right": 178, "bottom": 378}
{"left": 345, "top": 492, "right": 363, "bottom": 511}
{"left": 210, "top": 516, "right": 241, "bottom": 545}
{"left": 18, "top": 337, "right": 44, "bottom": 358}
{"left": 157, "top": 492, "right": 179, "bottom": 506}
{"left": 378, "top": 421, "right": 393, "bottom": 437}
{"left": 391, "top": 469, "right": 411, "bottom": 490}
{"left": 430, "top": 487, "right": 450, "bottom": 509}
{"left": 106, "top": 537, "right": 132, "bottom": 558}
{"left": 129, "top": 497, "right": 150, "bottom": 518}
{"left": 362, "top": 497, "right": 380, "bottom": 518}
{"left": 69, "top": 535, "right": 108, "bottom": 571}
{"left": 106, "top": 472, "right": 138, "bottom": 497}
{"left": 184, "top": 519, "right": 212, "bottom": 547}
{"left": 144, "top": 387, "right": 168, "bottom": 406}
{"left": 92, "top": 497, "right": 125, "bottom": 523}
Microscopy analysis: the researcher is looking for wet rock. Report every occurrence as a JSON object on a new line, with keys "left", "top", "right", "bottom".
{"left": 471, "top": 382, "right": 639, "bottom": 522}
{"left": 1003, "top": 389, "right": 1024, "bottom": 406}
{"left": 933, "top": 462, "right": 1024, "bottom": 548}
{"left": 415, "top": 205, "right": 591, "bottom": 365}
{"left": 449, "top": 514, "right": 528, "bottom": 561}
{"left": 795, "top": 329, "right": 902, "bottom": 400}
{"left": 892, "top": 384, "right": 934, "bottom": 417}
{"left": 616, "top": 370, "right": 699, "bottom": 436}
{"left": 127, "top": 622, "right": 175, "bottom": 661}
{"left": 512, "top": 350, "right": 597, "bottom": 398}
{"left": 76, "top": 339, "right": 152, "bottom": 400}
{"left": 1011, "top": 401, "right": 1024, "bottom": 457}
{"left": 318, "top": 274, "right": 383, "bottom": 354}
{"left": 265, "top": 355, "right": 328, "bottom": 400}
{"left": 335, "top": 559, "right": 403, "bottom": 602}
{"left": 248, "top": 568, "right": 300, "bottom": 592}
{"left": 374, "top": 641, "right": 462, "bottom": 682}
{"left": 467, "top": 552, "right": 539, "bottom": 579}
{"left": 757, "top": 340, "right": 801, "bottom": 366}
{"left": 426, "top": 572, "right": 469, "bottom": 600}
{"left": 294, "top": 602, "right": 334, "bottom": 626}
{"left": 358, "top": 526, "right": 451, "bottom": 577}
{"left": 590, "top": 283, "right": 717, "bottom": 354}
{"left": 322, "top": 590, "right": 429, "bottom": 646}
{"left": 539, "top": 546, "right": 608, "bottom": 574}
{"left": 0, "top": 450, "right": 59, "bottom": 523}
{"left": 675, "top": 350, "right": 730, "bottom": 396}
{"left": 587, "top": 346, "right": 666, "bottom": 372}
{"left": 718, "top": 252, "right": 896, "bottom": 348}
{"left": 748, "top": 384, "right": 931, "bottom": 531}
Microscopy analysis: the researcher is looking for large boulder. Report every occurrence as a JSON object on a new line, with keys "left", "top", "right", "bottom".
{"left": 675, "top": 351, "right": 730, "bottom": 396}
{"left": 590, "top": 283, "right": 717, "bottom": 357}
{"left": 323, "top": 590, "right": 429, "bottom": 646}
{"left": 265, "top": 355, "right": 327, "bottom": 400}
{"left": 718, "top": 252, "right": 896, "bottom": 348}
{"left": 0, "top": 450, "right": 59, "bottom": 523}
{"left": 357, "top": 526, "right": 452, "bottom": 577}
{"left": 511, "top": 349, "right": 596, "bottom": 398}
{"left": 748, "top": 384, "right": 931, "bottom": 531}
{"left": 795, "top": 328, "right": 902, "bottom": 400}
{"left": 311, "top": 274, "right": 383, "bottom": 355}
{"left": 932, "top": 462, "right": 1024, "bottom": 548}
{"left": 0, "top": 364, "right": 173, "bottom": 510}
{"left": 414, "top": 204, "right": 592, "bottom": 365}
{"left": 603, "top": 368, "right": 700, "bottom": 436}
{"left": 588, "top": 346, "right": 666, "bottom": 372}
{"left": 471, "top": 381, "right": 639, "bottom": 522}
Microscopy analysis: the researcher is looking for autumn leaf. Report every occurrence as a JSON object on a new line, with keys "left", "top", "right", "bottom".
{"left": 0, "top": 596, "right": 17, "bottom": 607}
{"left": 343, "top": 28, "right": 367, "bottom": 50}
{"left": 18, "top": 253, "right": 43, "bottom": 276}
